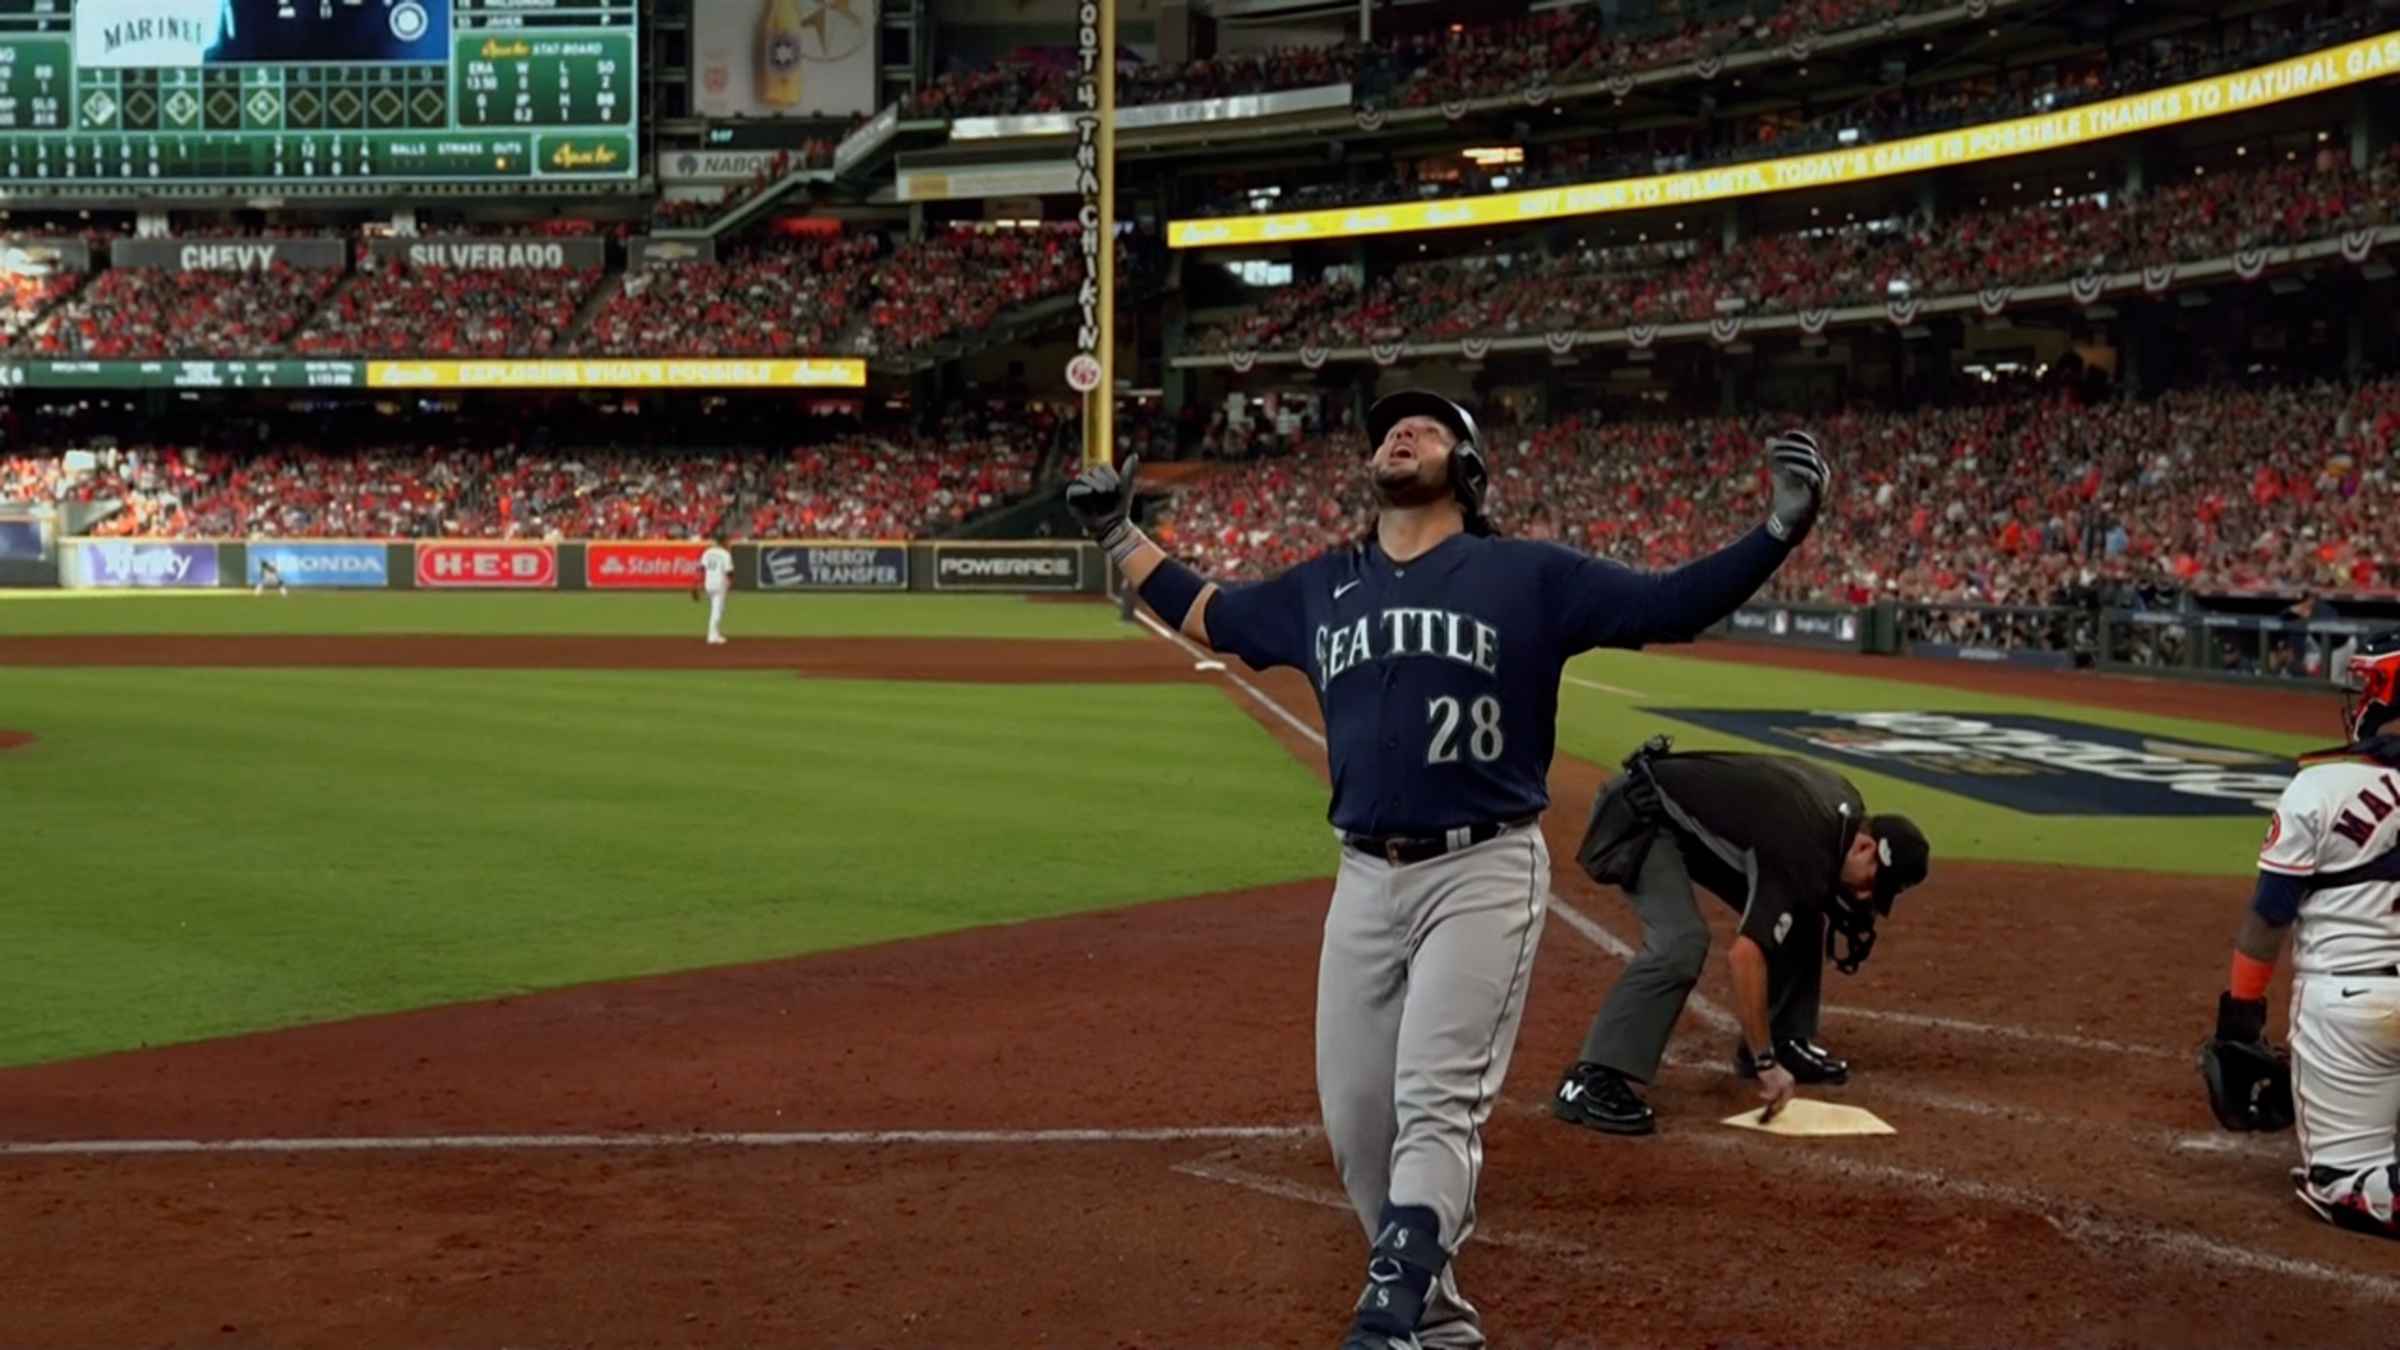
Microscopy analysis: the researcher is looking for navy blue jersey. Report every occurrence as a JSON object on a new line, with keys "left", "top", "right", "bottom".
{"left": 1208, "top": 527, "right": 1789, "bottom": 837}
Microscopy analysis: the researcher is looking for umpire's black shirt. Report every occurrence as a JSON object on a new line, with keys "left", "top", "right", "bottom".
{"left": 1647, "top": 753, "right": 1865, "bottom": 953}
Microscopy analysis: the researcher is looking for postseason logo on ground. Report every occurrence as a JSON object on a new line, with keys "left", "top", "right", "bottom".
{"left": 1647, "top": 709, "right": 2295, "bottom": 815}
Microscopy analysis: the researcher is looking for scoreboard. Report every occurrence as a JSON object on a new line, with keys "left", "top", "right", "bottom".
{"left": 0, "top": 0, "right": 638, "bottom": 191}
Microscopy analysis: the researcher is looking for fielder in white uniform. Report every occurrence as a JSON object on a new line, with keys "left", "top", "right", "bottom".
{"left": 699, "top": 534, "right": 733, "bottom": 644}
{"left": 2213, "top": 631, "right": 2400, "bottom": 1239}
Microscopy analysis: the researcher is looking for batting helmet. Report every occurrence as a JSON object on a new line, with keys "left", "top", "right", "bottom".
{"left": 2343, "top": 630, "right": 2400, "bottom": 741}
{"left": 1367, "top": 389, "right": 1489, "bottom": 535}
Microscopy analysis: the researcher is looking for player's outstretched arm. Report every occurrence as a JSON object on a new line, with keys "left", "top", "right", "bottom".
{"left": 1063, "top": 455, "right": 1224, "bottom": 649}
{"left": 1552, "top": 430, "right": 1832, "bottom": 650}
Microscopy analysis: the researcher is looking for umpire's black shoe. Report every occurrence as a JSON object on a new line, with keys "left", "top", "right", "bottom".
{"left": 1734, "top": 1038, "right": 1851, "bottom": 1085}
{"left": 1552, "top": 1061, "right": 1655, "bottom": 1136}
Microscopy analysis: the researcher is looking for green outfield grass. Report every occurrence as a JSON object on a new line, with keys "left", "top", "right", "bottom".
{"left": 0, "top": 667, "right": 1326, "bottom": 1066}
{"left": 1554, "top": 647, "right": 2314, "bottom": 877}
{"left": 0, "top": 591, "right": 1136, "bottom": 641}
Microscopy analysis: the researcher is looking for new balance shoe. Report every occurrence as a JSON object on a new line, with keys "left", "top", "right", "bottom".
{"left": 1551, "top": 1061, "right": 1655, "bottom": 1135}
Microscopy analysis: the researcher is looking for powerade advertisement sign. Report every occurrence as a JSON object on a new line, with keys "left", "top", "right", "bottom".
{"left": 932, "top": 543, "right": 1082, "bottom": 592}
{"left": 246, "top": 542, "right": 389, "bottom": 589}
{"left": 65, "top": 540, "right": 218, "bottom": 588}
{"left": 1647, "top": 709, "right": 2295, "bottom": 816}
{"left": 759, "top": 543, "right": 907, "bottom": 591}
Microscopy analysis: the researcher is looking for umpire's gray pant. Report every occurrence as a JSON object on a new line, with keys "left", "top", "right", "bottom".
{"left": 1575, "top": 834, "right": 1824, "bottom": 1082}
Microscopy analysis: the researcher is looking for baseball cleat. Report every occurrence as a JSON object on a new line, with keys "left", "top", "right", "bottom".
{"left": 2292, "top": 1164, "right": 2400, "bottom": 1239}
{"left": 1735, "top": 1038, "right": 1851, "bottom": 1085}
{"left": 1551, "top": 1061, "right": 1655, "bottom": 1135}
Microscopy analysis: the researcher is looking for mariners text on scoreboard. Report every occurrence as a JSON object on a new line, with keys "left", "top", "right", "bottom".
{"left": 0, "top": 0, "right": 639, "bottom": 188}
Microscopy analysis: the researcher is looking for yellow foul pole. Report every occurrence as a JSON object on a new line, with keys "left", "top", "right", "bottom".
{"left": 1077, "top": 0, "right": 1117, "bottom": 467}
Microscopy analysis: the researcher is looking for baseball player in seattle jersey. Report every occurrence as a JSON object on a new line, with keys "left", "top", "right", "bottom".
{"left": 1065, "top": 391, "right": 1829, "bottom": 1348}
{"left": 2203, "top": 630, "right": 2400, "bottom": 1239}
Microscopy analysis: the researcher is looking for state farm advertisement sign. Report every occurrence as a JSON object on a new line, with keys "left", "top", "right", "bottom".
{"left": 587, "top": 541, "right": 705, "bottom": 589}
{"left": 414, "top": 541, "right": 558, "bottom": 589}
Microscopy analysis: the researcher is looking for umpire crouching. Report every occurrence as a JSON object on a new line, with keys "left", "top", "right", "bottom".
{"left": 1552, "top": 736, "right": 1930, "bottom": 1133}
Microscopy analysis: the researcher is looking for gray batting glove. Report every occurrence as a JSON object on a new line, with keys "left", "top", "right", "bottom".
{"left": 1064, "top": 455, "right": 1141, "bottom": 544}
{"left": 1764, "top": 430, "right": 1828, "bottom": 544}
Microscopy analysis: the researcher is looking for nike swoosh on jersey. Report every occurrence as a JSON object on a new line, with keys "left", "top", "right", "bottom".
{"left": 1334, "top": 580, "right": 1362, "bottom": 600}
{"left": 2344, "top": 987, "right": 2372, "bottom": 997}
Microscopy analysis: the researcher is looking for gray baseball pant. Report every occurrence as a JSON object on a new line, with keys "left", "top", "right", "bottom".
{"left": 1315, "top": 824, "right": 1549, "bottom": 1348}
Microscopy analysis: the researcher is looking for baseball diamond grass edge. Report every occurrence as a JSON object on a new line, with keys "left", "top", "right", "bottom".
{"left": 0, "top": 592, "right": 1141, "bottom": 641}
{"left": 0, "top": 668, "right": 1328, "bottom": 1067}
{"left": 1560, "top": 647, "right": 2319, "bottom": 876}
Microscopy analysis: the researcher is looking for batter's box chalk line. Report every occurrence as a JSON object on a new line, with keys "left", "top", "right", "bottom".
{"left": 0, "top": 1124, "right": 1322, "bottom": 1159}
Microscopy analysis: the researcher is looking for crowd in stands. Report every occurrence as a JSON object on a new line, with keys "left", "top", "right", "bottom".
{"left": 0, "top": 270, "right": 79, "bottom": 350}
{"left": 853, "top": 225, "right": 1090, "bottom": 358}
{"left": 909, "top": 0, "right": 1935, "bottom": 120}
{"left": 1151, "top": 378, "right": 2400, "bottom": 616}
{"left": 292, "top": 257, "right": 601, "bottom": 357}
{"left": 2, "top": 401, "right": 1068, "bottom": 540}
{"left": 1192, "top": 7, "right": 2377, "bottom": 221}
{"left": 577, "top": 235, "right": 878, "bottom": 356}
{"left": 1194, "top": 145, "right": 2400, "bottom": 351}
{"left": 21, "top": 263, "right": 339, "bottom": 358}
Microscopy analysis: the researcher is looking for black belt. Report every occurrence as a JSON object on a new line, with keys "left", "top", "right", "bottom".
{"left": 1342, "top": 815, "right": 1538, "bottom": 866}
{"left": 2335, "top": 965, "right": 2400, "bottom": 979}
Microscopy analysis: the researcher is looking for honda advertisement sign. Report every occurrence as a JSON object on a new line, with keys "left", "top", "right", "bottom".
{"left": 931, "top": 542, "right": 1083, "bottom": 593}
{"left": 247, "top": 541, "right": 390, "bottom": 589}
{"left": 414, "top": 541, "right": 558, "bottom": 589}
{"left": 64, "top": 540, "right": 219, "bottom": 588}
{"left": 758, "top": 542, "right": 907, "bottom": 591}
{"left": 587, "top": 541, "right": 705, "bottom": 590}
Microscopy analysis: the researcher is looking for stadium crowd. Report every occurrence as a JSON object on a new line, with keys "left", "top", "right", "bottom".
{"left": 1194, "top": 145, "right": 2400, "bottom": 351}
{"left": 908, "top": 0, "right": 1930, "bottom": 120}
{"left": 1193, "top": 5, "right": 2374, "bottom": 219}
{"left": 21, "top": 263, "right": 340, "bottom": 358}
{"left": 1151, "top": 378, "right": 2400, "bottom": 612}
{"left": 853, "top": 224, "right": 1094, "bottom": 358}
{"left": 291, "top": 257, "right": 602, "bottom": 357}
{"left": 577, "top": 234, "right": 877, "bottom": 357}
{"left": 1, "top": 401, "right": 1067, "bottom": 541}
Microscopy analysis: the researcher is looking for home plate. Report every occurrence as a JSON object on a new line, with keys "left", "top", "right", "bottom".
{"left": 1721, "top": 1099, "right": 1895, "bottom": 1137}
{"left": 1194, "top": 659, "right": 1227, "bottom": 672}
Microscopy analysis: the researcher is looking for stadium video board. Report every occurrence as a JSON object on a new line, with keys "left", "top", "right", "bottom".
{"left": 0, "top": 0, "right": 637, "bottom": 189}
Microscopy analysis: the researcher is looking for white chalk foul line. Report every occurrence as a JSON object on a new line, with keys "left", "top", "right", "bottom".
{"left": 1684, "top": 1130, "right": 2400, "bottom": 1303}
{"left": 1642, "top": 1049, "right": 2284, "bottom": 1161}
{"left": 0, "top": 1124, "right": 1321, "bottom": 1159}
{"left": 1142, "top": 614, "right": 2189, "bottom": 1066}
{"left": 1564, "top": 673, "right": 1648, "bottom": 699}
{"left": 1819, "top": 1005, "right": 2182, "bottom": 1061}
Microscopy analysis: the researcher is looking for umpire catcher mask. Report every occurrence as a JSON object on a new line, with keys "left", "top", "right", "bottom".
{"left": 1825, "top": 815, "right": 1929, "bottom": 975}
{"left": 1367, "top": 390, "right": 1490, "bottom": 535}
{"left": 2342, "top": 631, "right": 2400, "bottom": 742}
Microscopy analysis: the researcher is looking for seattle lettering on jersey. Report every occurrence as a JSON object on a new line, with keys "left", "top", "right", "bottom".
{"left": 2329, "top": 772, "right": 2400, "bottom": 845}
{"left": 1314, "top": 607, "right": 1500, "bottom": 689}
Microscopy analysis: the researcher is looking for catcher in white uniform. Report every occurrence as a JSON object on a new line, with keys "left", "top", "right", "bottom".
{"left": 2202, "top": 630, "right": 2400, "bottom": 1239}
